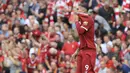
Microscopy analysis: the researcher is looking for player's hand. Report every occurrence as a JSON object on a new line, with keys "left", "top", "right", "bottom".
{"left": 70, "top": 52, "right": 78, "bottom": 61}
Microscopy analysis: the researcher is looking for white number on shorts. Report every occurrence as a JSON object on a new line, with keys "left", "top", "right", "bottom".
{"left": 85, "top": 65, "right": 89, "bottom": 70}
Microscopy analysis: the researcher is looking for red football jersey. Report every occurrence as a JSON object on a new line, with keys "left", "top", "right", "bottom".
{"left": 47, "top": 51, "right": 60, "bottom": 63}
{"left": 62, "top": 41, "right": 79, "bottom": 55}
{"left": 27, "top": 58, "right": 38, "bottom": 73}
{"left": 76, "top": 14, "right": 96, "bottom": 49}
{"left": 37, "top": 44, "right": 50, "bottom": 63}
{"left": 19, "top": 57, "right": 27, "bottom": 72}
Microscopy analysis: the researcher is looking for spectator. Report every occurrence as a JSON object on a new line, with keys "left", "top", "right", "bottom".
{"left": 29, "top": 43, "right": 39, "bottom": 58}
{"left": 116, "top": 30, "right": 126, "bottom": 41}
{"left": 37, "top": 63, "right": 46, "bottom": 73}
{"left": 122, "top": 0, "right": 130, "bottom": 12}
{"left": 55, "top": 16, "right": 65, "bottom": 32}
{"left": 24, "top": 15, "right": 39, "bottom": 30}
{"left": 15, "top": 8, "right": 26, "bottom": 25}
{"left": 62, "top": 34, "right": 78, "bottom": 55}
{"left": 98, "top": 0, "right": 115, "bottom": 25}
{"left": 8, "top": 51, "right": 22, "bottom": 73}
{"left": 33, "top": 69, "right": 39, "bottom": 73}
{"left": 48, "top": 61, "right": 59, "bottom": 73}
{"left": 112, "top": 17, "right": 125, "bottom": 34}
{"left": 55, "top": 34, "right": 64, "bottom": 51}
{"left": 0, "top": 13, "right": 7, "bottom": 26}
{"left": 12, "top": 19, "right": 25, "bottom": 34}
{"left": 123, "top": 47, "right": 130, "bottom": 67}
{"left": 55, "top": 25, "right": 64, "bottom": 42}
{"left": 98, "top": 61, "right": 107, "bottom": 73}
{"left": 124, "top": 20, "right": 130, "bottom": 32}
{"left": 19, "top": 0, "right": 29, "bottom": 15}
{"left": 5, "top": 4, "right": 13, "bottom": 17}
{"left": 55, "top": 0, "right": 68, "bottom": 17}
{"left": 91, "top": 7, "right": 111, "bottom": 32}
{"left": 95, "top": 37, "right": 104, "bottom": 55}
{"left": 0, "top": 24, "right": 9, "bottom": 38}
{"left": 103, "top": 55, "right": 114, "bottom": 68}
{"left": 47, "top": 26, "right": 57, "bottom": 42}
{"left": 27, "top": 53, "right": 38, "bottom": 73}
{"left": 106, "top": 68, "right": 116, "bottom": 73}
{"left": 0, "top": 50, "right": 4, "bottom": 73}
{"left": 112, "top": 0, "right": 122, "bottom": 20}
{"left": 28, "top": 0, "right": 40, "bottom": 16}
{"left": 101, "top": 35, "right": 113, "bottom": 54}
{"left": 35, "top": 1, "right": 47, "bottom": 25}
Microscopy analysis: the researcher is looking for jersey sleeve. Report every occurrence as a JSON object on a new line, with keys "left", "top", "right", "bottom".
{"left": 76, "top": 21, "right": 92, "bottom": 34}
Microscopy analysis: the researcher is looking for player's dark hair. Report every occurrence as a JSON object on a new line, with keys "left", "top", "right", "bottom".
{"left": 79, "top": 3, "right": 87, "bottom": 9}
{"left": 31, "top": 53, "right": 37, "bottom": 57}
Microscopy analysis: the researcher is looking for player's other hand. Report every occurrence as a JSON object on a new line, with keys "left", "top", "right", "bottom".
{"left": 70, "top": 52, "right": 78, "bottom": 61}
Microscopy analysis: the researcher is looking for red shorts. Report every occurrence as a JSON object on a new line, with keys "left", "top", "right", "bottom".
{"left": 76, "top": 48, "right": 96, "bottom": 73}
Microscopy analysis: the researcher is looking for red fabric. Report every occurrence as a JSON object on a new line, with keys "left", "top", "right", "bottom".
{"left": 27, "top": 58, "right": 38, "bottom": 73}
{"left": 43, "top": 32, "right": 56, "bottom": 42}
{"left": 0, "top": 56, "right": 4, "bottom": 72}
{"left": 123, "top": 21, "right": 127, "bottom": 26}
{"left": 18, "top": 34, "right": 23, "bottom": 39}
{"left": 64, "top": 12, "right": 71, "bottom": 18}
{"left": 97, "top": 4, "right": 103, "bottom": 8}
{"left": 76, "top": 49, "right": 96, "bottom": 73}
{"left": 37, "top": 51, "right": 47, "bottom": 63}
{"left": 69, "top": 12, "right": 76, "bottom": 23}
{"left": 121, "top": 34, "right": 126, "bottom": 41}
{"left": 95, "top": 67, "right": 99, "bottom": 73}
{"left": 47, "top": 51, "right": 60, "bottom": 63}
{"left": 19, "top": 57, "right": 27, "bottom": 71}
{"left": 116, "top": 33, "right": 126, "bottom": 41}
{"left": 32, "top": 29, "right": 41, "bottom": 37}
{"left": 66, "top": 0, "right": 73, "bottom": 6}
{"left": 0, "top": 56, "right": 4, "bottom": 62}
{"left": 59, "top": 63, "right": 66, "bottom": 67}
{"left": 119, "top": 50, "right": 126, "bottom": 62}
{"left": 65, "top": 68, "right": 71, "bottom": 73}
{"left": 76, "top": 14, "right": 96, "bottom": 49}
{"left": 20, "top": 13, "right": 26, "bottom": 20}
{"left": 0, "top": 4, "right": 7, "bottom": 12}
{"left": 62, "top": 41, "right": 79, "bottom": 55}
{"left": 127, "top": 50, "right": 130, "bottom": 53}
{"left": 48, "top": 33, "right": 56, "bottom": 42}
{"left": 111, "top": 48, "right": 115, "bottom": 52}
{"left": 106, "top": 60, "right": 115, "bottom": 68}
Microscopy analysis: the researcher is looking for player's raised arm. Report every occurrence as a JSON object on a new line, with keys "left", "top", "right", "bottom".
{"left": 73, "top": 5, "right": 93, "bottom": 34}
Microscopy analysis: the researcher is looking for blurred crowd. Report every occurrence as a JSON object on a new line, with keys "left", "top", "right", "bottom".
{"left": 0, "top": 0, "right": 130, "bottom": 73}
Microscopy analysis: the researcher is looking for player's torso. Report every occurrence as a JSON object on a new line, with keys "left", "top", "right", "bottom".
{"left": 79, "top": 16, "right": 96, "bottom": 49}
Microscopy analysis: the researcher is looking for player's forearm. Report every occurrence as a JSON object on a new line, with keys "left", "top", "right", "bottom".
{"left": 76, "top": 22, "right": 86, "bottom": 34}
{"left": 75, "top": 48, "right": 80, "bottom": 54}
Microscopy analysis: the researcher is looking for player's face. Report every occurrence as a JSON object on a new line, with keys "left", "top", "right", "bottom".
{"left": 77, "top": 6, "right": 86, "bottom": 13}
